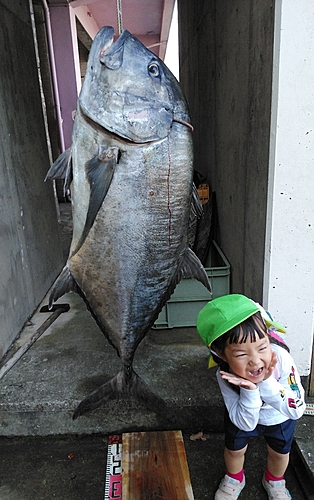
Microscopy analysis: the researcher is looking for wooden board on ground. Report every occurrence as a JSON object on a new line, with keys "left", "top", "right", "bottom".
{"left": 122, "top": 430, "right": 194, "bottom": 499}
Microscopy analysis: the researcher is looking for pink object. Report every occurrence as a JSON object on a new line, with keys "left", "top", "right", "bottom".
{"left": 268, "top": 329, "right": 286, "bottom": 345}
{"left": 226, "top": 468, "right": 245, "bottom": 482}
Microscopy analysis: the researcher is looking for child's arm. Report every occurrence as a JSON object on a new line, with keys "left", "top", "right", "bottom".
{"left": 257, "top": 348, "right": 305, "bottom": 420}
{"left": 216, "top": 370, "right": 263, "bottom": 431}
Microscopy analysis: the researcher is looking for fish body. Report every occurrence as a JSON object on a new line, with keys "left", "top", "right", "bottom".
{"left": 46, "top": 27, "right": 210, "bottom": 418}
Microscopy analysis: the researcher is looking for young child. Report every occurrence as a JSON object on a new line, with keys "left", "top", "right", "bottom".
{"left": 196, "top": 294, "right": 305, "bottom": 500}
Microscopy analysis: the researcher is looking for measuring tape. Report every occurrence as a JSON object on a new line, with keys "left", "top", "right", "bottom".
{"left": 104, "top": 435, "right": 122, "bottom": 499}
{"left": 304, "top": 403, "right": 314, "bottom": 416}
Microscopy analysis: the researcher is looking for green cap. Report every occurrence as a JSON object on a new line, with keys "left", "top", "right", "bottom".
{"left": 196, "top": 294, "right": 286, "bottom": 348}
{"left": 197, "top": 294, "right": 259, "bottom": 347}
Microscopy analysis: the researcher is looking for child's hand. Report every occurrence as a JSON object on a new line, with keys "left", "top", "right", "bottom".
{"left": 263, "top": 350, "right": 278, "bottom": 381}
{"left": 219, "top": 370, "right": 257, "bottom": 390}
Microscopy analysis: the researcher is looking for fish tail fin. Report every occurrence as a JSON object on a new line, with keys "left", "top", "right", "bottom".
{"left": 72, "top": 368, "right": 168, "bottom": 420}
{"left": 48, "top": 265, "right": 78, "bottom": 309}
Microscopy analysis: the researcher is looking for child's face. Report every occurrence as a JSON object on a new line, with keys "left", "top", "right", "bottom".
{"left": 221, "top": 332, "right": 273, "bottom": 384}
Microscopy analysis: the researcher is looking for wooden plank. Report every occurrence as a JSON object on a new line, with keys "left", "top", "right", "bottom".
{"left": 122, "top": 430, "right": 194, "bottom": 500}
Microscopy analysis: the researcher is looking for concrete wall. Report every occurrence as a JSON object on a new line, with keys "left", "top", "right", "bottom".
{"left": 179, "top": 0, "right": 275, "bottom": 302}
{"left": 0, "top": 0, "right": 63, "bottom": 358}
{"left": 179, "top": 1, "right": 216, "bottom": 183}
{"left": 264, "top": 0, "right": 314, "bottom": 373}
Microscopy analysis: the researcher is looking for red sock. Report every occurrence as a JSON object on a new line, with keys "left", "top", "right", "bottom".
{"left": 227, "top": 469, "right": 244, "bottom": 482}
{"left": 265, "top": 469, "right": 284, "bottom": 482}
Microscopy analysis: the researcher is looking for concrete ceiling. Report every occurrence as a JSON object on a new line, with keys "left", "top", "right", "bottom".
{"left": 49, "top": 0, "right": 175, "bottom": 59}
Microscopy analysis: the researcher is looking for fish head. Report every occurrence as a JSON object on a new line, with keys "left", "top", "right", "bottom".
{"left": 79, "top": 26, "right": 191, "bottom": 143}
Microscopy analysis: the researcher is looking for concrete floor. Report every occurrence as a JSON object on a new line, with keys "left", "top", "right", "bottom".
{"left": 0, "top": 285, "right": 312, "bottom": 499}
{"left": 0, "top": 431, "right": 309, "bottom": 500}
{"left": 0, "top": 203, "right": 313, "bottom": 499}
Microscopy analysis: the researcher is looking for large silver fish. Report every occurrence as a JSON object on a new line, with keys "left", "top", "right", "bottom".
{"left": 46, "top": 26, "right": 211, "bottom": 419}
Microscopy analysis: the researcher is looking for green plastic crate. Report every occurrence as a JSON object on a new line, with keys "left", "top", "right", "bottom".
{"left": 153, "top": 240, "right": 230, "bottom": 329}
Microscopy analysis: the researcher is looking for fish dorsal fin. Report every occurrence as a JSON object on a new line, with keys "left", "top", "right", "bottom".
{"left": 45, "top": 147, "right": 72, "bottom": 182}
{"left": 71, "top": 146, "right": 119, "bottom": 256}
{"left": 48, "top": 265, "right": 78, "bottom": 308}
{"left": 190, "top": 183, "right": 203, "bottom": 219}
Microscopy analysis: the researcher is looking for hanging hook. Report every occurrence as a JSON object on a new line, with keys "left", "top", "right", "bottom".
{"left": 116, "top": 0, "right": 123, "bottom": 35}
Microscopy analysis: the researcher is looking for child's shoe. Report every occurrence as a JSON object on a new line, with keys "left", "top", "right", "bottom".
{"left": 262, "top": 475, "right": 292, "bottom": 499}
{"left": 214, "top": 474, "right": 245, "bottom": 499}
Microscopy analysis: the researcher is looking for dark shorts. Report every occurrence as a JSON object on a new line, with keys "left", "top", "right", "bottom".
{"left": 224, "top": 410, "right": 296, "bottom": 454}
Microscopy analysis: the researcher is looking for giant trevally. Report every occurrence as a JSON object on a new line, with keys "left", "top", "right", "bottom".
{"left": 46, "top": 26, "right": 211, "bottom": 419}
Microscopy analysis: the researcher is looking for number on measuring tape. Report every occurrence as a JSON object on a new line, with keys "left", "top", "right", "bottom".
{"left": 104, "top": 435, "right": 122, "bottom": 499}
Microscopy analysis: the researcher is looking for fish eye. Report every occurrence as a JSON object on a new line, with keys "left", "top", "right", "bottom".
{"left": 148, "top": 62, "right": 160, "bottom": 78}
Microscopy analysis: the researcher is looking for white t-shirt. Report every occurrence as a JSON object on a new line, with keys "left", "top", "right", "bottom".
{"left": 216, "top": 343, "right": 305, "bottom": 431}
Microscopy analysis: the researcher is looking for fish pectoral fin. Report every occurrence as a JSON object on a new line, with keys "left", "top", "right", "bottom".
{"left": 71, "top": 146, "right": 119, "bottom": 256}
{"left": 48, "top": 265, "right": 78, "bottom": 309}
{"left": 181, "top": 246, "right": 212, "bottom": 293}
{"left": 45, "top": 147, "right": 72, "bottom": 184}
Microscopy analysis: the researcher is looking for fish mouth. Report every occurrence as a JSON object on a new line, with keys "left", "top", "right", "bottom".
{"left": 99, "top": 28, "right": 130, "bottom": 70}
{"left": 90, "top": 26, "right": 132, "bottom": 66}
{"left": 247, "top": 367, "right": 264, "bottom": 379}
{"left": 99, "top": 38, "right": 114, "bottom": 59}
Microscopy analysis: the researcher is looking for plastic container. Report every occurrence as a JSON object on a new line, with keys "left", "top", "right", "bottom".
{"left": 153, "top": 241, "right": 230, "bottom": 329}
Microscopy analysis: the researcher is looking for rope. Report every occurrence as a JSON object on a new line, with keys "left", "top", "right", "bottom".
{"left": 116, "top": 0, "right": 123, "bottom": 35}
